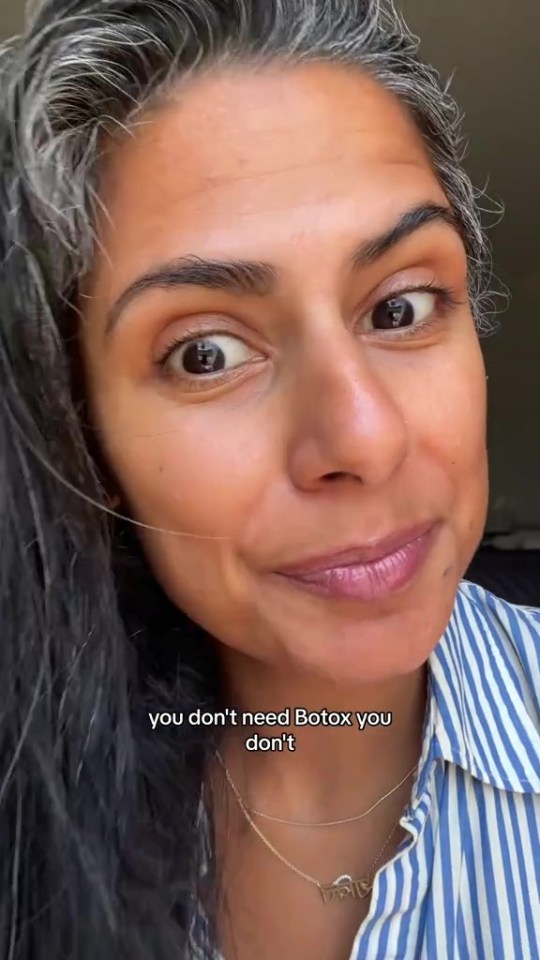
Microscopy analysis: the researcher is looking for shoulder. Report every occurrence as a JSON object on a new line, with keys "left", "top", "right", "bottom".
{"left": 429, "top": 580, "right": 540, "bottom": 792}
{"left": 456, "top": 579, "right": 540, "bottom": 714}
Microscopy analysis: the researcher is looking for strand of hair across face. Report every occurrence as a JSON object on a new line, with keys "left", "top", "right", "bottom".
{"left": 7, "top": 406, "right": 234, "bottom": 541}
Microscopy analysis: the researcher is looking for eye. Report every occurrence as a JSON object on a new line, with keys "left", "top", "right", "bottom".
{"left": 366, "top": 290, "right": 437, "bottom": 333}
{"left": 159, "top": 333, "right": 257, "bottom": 378}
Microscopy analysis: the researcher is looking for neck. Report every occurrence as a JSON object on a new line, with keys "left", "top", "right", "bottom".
{"left": 216, "top": 655, "right": 428, "bottom": 822}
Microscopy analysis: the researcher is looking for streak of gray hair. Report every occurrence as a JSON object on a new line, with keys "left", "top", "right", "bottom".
{"left": 1, "top": 0, "right": 503, "bottom": 330}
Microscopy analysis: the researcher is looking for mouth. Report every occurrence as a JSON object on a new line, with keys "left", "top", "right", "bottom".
{"left": 272, "top": 521, "right": 439, "bottom": 602}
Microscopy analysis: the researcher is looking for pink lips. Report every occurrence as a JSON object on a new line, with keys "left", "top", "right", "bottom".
{"left": 274, "top": 522, "right": 438, "bottom": 602}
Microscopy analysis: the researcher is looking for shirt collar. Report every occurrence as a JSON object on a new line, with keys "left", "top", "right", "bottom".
{"left": 420, "top": 580, "right": 540, "bottom": 795}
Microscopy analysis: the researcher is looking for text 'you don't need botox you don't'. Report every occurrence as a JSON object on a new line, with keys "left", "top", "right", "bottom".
{"left": 147, "top": 708, "right": 393, "bottom": 750}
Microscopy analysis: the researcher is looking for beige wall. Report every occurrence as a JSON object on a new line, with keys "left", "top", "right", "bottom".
{"left": 0, "top": 3, "right": 21, "bottom": 39}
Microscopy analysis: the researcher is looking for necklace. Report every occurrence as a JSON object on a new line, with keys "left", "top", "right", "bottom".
{"left": 216, "top": 751, "right": 416, "bottom": 827}
{"left": 248, "top": 763, "right": 415, "bottom": 827}
{"left": 217, "top": 752, "right": 412, "bottom": 904}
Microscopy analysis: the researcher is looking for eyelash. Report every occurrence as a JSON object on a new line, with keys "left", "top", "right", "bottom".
{"left": 155, "top": 281, "right": 463, "bottom": 369}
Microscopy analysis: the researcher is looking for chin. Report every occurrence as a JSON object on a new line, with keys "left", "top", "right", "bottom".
{"left": 264, "top": 570, "right": 460, "bottom": 686}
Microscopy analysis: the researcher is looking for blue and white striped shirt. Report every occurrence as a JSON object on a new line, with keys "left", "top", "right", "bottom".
{"left": 195, "top": 581, "right": 540, "bottom": 959}
{"left": 350, "top": 580, "right": 540, "bottom": 960}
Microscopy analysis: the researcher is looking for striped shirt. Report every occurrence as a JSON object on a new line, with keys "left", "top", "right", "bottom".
{"left": 193, "top": 581, "right": 540, "bottom": 959}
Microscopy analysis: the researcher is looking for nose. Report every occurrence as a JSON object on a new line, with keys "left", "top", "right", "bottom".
{"left": 285, "top": 329, "right": 408, "bottom": 492}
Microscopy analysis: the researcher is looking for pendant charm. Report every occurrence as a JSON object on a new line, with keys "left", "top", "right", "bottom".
{"left": 319, "top": 874, "right": 373, "bottom": 904}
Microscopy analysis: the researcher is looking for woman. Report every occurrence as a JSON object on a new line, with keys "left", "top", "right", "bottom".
{"left": 0, "top": 1, "right": 538, "bottom": 958}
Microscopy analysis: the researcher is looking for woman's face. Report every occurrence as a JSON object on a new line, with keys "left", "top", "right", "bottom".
{"left": 81, "top": 63, "right": 488, "bottom": 684}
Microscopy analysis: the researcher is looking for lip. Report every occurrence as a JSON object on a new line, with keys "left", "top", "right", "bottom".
{"left": 273, "top": 521, "right": 439, "bottom": 602}
{"left": 275, "top": 521, "right": 437, "bottom": 576}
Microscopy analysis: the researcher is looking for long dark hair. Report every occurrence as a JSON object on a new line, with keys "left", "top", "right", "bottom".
{"left": 0, "top": 1, "right": 500, "bottom": 957}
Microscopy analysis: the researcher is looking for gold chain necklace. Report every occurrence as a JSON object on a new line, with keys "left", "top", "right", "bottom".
{"left": 244, "top": 762, "right": 416, "bottom": 827}
{"left": 216, "top": 751, "right": 416, "bottom": 826}
{"left": 217, "top": 752, "right": 413, "bottom": 904}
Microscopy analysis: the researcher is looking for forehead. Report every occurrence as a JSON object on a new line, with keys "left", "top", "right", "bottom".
{"left": 92, "top": 63, "right": 444, "bottom": 288}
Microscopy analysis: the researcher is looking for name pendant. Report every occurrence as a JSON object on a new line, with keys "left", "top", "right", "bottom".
{"left": 319, "top": 874, "right": 373, "bottom": 904}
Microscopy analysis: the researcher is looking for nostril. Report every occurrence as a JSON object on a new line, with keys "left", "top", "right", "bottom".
{"left": 325, "top": 472, "right": 347, "bottom": 482}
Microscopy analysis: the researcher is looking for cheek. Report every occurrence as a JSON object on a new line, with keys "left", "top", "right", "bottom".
{"left": 102, "top": 403, "right": 272, "bottom": 533}
{"left": 93, "top": 394, "right": 277, "bottom": 629}
{"left": 420, "top": 345, "right": 487, "bottom": 468}
{"left": 404, "top": 334, "right": 488, "bottom": 552}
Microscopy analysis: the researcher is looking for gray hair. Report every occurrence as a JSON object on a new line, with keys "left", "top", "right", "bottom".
{"left": 2, "top": 0, "right": 498, "bottom": 331}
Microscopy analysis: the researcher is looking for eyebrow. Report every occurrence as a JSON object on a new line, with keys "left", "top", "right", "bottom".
{"left": 104, "top": 202, "right": 464, "bottom": 337}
